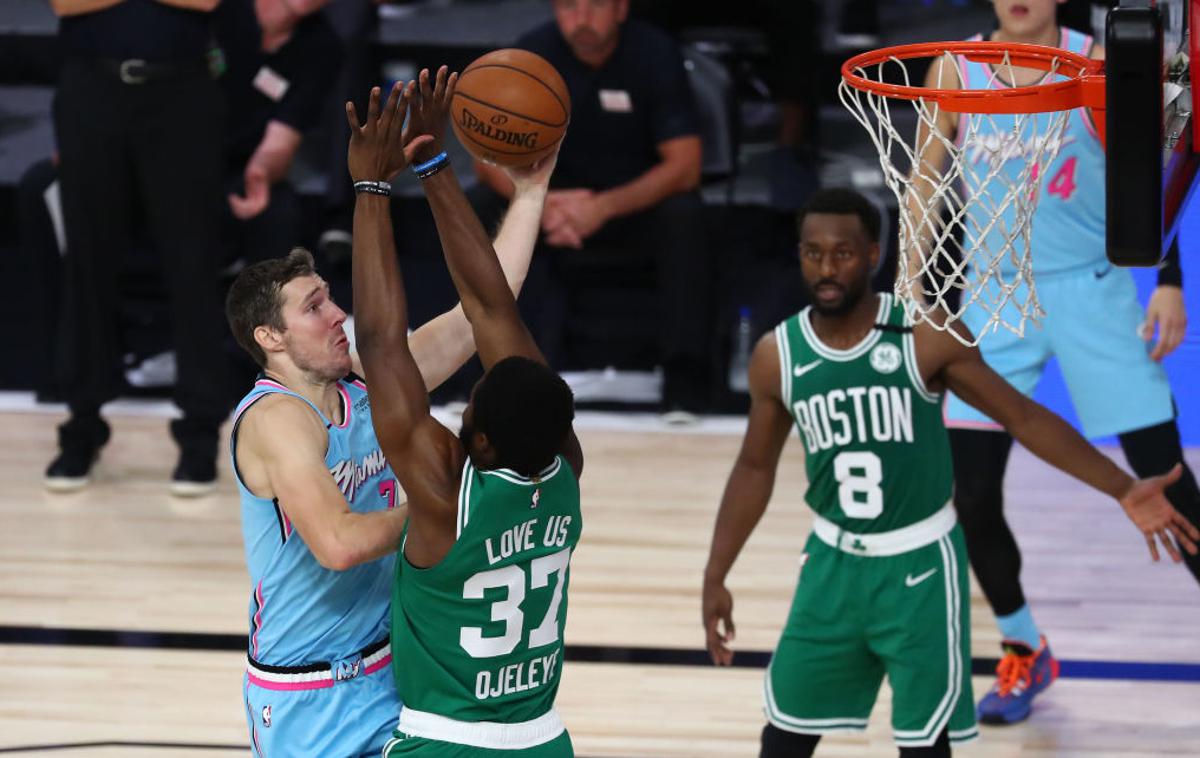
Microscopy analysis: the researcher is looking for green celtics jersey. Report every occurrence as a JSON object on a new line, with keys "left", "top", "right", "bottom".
{"left": 775, "top": 293, "right": 952, "bottom": 533}
{"left": 392, "top": 455, "right": 582, "bottom": 724}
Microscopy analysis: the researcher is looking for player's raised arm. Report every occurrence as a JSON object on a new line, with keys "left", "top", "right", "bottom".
{"left": 346, "top": 83, "right": 461, "bottom": 506}
{"left": 702, "top": 332, "right": 794, "bottom": 665}
{"left": 404, "top": 66, "right": 545, "bottom": 370}
{"left": 922, "top": 321, "right": 1200, "bottom": 561}
{"left": 405, "top": 137, "right": 556, "bottom": 391}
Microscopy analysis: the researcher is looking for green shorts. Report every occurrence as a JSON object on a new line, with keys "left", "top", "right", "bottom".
{"left": 764, "top": 526, "right": 978, "bottom": 747}
{"left": 383, "top": 729, "right": 573, "bottom": 757}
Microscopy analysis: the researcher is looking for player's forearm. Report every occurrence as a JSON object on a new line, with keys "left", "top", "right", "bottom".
{"left": 492, "top": 183, "right": 548, "bottom": 295}
{"left": 408, "top": 305, "right": 473, "bottom": 392}
{"left": 420, "top": 166, "right": 518, "bottom": 322}
{"left": 703, "top": 464, "right": 776, "bottom": 584}
{"left": 1008, "top": 403, "right": 1134, "bottom": 500}
{"left": 596, "top": 156, "right": 699, "bottom": 222}
{"left": 475, "top": 160, "right": 516, "bottom": 200}
{"left": 351, "top": 195, "right": 410, "bottom": 353}
{"left": 405, "top": 186, "right": 544, "bottom": 389}
{"left": 318, "top": 505, "right": 408, "bottom": 570}
{"left": 49, "top": 0, "right": 124, "bottom": 17}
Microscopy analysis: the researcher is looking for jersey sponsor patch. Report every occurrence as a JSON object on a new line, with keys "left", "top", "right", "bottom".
{"left": 870, "top": 343, "right": 902, "bottom": 374}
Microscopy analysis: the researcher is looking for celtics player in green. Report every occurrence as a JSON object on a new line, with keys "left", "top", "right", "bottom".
{"left": 346, "top": 71, "right": 583, "bottom": 756}
{"left": 702, "top": 188, "right": 1197, "bottom": 757}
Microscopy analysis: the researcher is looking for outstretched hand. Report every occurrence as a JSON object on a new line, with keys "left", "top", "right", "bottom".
{"left": 1118, "top": 463, "right": 1200, "bottom": 561}
{"left": 345, "top": 81, "right": 433, "bottom": 184}
{"left": 1142, "top": 285, "right": 1188, "bottom": 362}
{"left": 503, "top": 147, "right": 560, "bottom": 196}
{"left": 402, "top": 66, "right": 458, "bottom": 164}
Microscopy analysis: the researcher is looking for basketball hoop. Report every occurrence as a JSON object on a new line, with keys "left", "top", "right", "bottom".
{"left": 840, "top": 42, "right": 1105, "bottom": 345}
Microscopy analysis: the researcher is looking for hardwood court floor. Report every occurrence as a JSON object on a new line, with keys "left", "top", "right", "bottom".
{"left": 1, "top": 404, "right": 1198, "bottom": 756}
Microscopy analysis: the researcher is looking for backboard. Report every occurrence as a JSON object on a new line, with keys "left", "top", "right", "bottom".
{"left": 1107, "top": 0, "right": 1199, "bottom": 265}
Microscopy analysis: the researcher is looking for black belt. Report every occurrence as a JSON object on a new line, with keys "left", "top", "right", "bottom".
{"left": 96, "top": 57, "right": 210, "bottom": 85}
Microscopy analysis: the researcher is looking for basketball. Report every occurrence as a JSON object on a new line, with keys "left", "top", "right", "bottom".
{"left": 450, "top": 49, "right": 571, "bottom": 168}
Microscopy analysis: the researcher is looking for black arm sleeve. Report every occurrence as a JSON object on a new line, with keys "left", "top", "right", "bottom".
{"left": 1158, "top": 236, "right": 1183, "bottom": 288}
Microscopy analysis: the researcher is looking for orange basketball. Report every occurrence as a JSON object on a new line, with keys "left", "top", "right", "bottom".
{"left": 450, "top": 49, "right": 571, "bottom": 168}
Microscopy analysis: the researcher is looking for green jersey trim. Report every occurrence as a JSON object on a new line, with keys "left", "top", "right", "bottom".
{"left": 775, "top": 322, "right": 795, "bottom": 408}
{"left": 797, "top": 294, "right": 892, "bottom": 361}
{"left": 457, "top": 460, "right": 476, "bottom": 539}
{"left": 811, "top": 502, "right": 955, "bottom": 556}
{"left": 482, "top": 458, "right": 564, "bottom": 486}
{"left": 900, "top": 319, "right": 939, "bottom": 404}
{"left": 891, "top": 534, "right": 964, "bottom": 744}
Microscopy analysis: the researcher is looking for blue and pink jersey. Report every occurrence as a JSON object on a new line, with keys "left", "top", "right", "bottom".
{"left": 956, "top": 28, "right": 1106, "bottom": 277}
{"left": 231, "top": 374, "right": 399, "bottom": 675}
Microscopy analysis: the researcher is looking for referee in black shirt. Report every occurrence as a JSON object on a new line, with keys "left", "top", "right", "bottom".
{"left": 48, "top": 0, "right": 228, "bottom": 496}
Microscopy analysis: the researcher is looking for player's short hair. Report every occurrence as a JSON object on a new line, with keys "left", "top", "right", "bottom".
{"left": 473, "top": 356, "right": 575, "bottom": 477}
{"left": 225, "top": 247, "right": 317, "bottom": 368}
{"left": 796, "top": 188, "right": 881, "bottom": 242}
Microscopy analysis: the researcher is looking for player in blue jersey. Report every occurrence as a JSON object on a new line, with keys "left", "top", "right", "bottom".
{"left": 222, "top": 85, "right": 555, "bottom": 755}
{"left": 911, "top": 0, "right": 1200, "bottom": 726}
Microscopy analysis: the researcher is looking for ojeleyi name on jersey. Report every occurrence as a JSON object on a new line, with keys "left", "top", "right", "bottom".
{"left": 472, "top": 514, "right": 574, "bottom": 701}
{"left": 792, "top": 386, "right": 914, "bottom": 453}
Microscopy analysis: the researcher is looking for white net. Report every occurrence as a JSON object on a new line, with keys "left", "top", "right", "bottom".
{"left": 839, "top": 50, "right": 1073, "bottom": 345}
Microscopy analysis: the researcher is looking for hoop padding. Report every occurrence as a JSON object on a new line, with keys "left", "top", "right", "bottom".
{"left": 839, "top": 43, "right": 1099, "bottom": 345}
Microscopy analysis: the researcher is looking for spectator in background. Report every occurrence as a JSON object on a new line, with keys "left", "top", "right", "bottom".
{"left": 47, "top": 0, "right": 228, "bottom": 496}
{"left": 215, "top": 0, "right": 342, "bottom": 268}
{"left": 473, "top": 0, "right": 713, "bottom": 417}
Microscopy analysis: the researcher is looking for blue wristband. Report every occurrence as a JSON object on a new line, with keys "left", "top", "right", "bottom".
{"left": 413, "top": 151, "right": 449, "bottom": 178}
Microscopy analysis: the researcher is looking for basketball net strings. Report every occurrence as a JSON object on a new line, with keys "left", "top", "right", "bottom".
{"left": 840, "top": 51, "right": 1072, "bottom": 346}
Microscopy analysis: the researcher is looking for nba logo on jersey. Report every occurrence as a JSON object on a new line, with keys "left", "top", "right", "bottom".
{"left": 261, "top": 705, "right": 271, "bottom": 728}
{"left": 870, "top": 343, "right": 902, "bottom": 374}
{"left": 531, "top": 488, "right": 540, "bottom": 509}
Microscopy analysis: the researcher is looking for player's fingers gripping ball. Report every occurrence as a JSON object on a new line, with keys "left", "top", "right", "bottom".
{"left": 450, "top": 48, "right": 570, "bottom": 168}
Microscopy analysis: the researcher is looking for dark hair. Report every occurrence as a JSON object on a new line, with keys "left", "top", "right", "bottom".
{"left": 225, "top": 247, "right": 317, "bottom": 367}
{"left": 796, "top": 188, "right": 881, "bottom": 242}
{"left": 473, "top": 356, "right": 575, "bottom": 477}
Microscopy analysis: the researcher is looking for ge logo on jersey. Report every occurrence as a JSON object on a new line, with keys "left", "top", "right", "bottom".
{"left": 870, "top": 343, "right": 902, "bottom": 374}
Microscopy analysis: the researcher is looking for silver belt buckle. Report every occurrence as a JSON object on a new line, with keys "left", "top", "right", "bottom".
{"left": 119, "top": 59, "right": 148, "bottom": 85}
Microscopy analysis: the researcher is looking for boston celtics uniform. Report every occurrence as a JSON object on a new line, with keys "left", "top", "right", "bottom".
{"left": 766, "top": 294, "right": 978, "bottom": 747}
{"left": 386, "top": 456, "right": 582, "bottom": 757}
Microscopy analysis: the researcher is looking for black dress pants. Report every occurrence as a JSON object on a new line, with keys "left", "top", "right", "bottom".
{"left": 53, "top": 59, "right": 228, "bottom": 443}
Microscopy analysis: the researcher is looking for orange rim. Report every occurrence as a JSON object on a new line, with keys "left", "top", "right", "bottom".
{"left": 842, "top": 41, "right": 1105, "bottom": 114}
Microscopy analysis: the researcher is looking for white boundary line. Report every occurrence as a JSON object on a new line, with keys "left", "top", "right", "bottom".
{"left": 0, "top": 391, "right": 754, "bottom": 437}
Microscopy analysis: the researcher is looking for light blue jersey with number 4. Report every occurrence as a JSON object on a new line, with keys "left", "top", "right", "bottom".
{"left": 957, "top": 28, "right": 1106, "bottom": 277}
